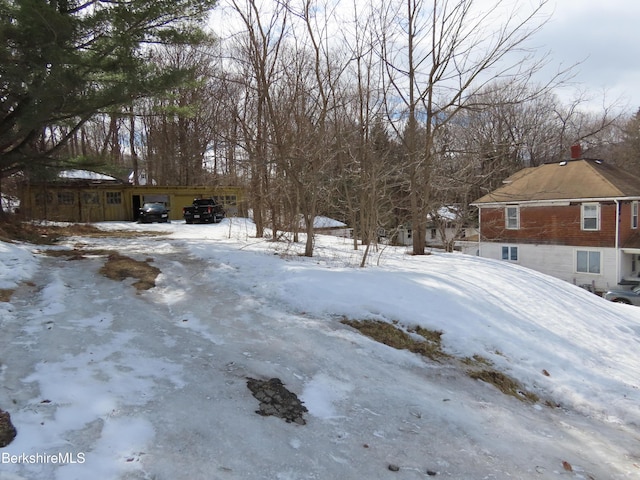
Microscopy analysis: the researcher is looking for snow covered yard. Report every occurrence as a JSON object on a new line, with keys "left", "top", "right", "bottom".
{"left": 1, "top": 218, "right": 640, "bottom": 479}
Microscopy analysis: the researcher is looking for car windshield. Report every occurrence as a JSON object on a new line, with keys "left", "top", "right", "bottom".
{"left": 633, "top": 286, "right": 640, "bottom": 294}
{"left": 143, "top": 203, "right": 165, "bottom": 211}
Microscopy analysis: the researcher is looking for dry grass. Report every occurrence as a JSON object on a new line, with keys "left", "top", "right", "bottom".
{"left": 342, "top": 318, "right": 540, "bottom": 404}
{"left": 0, "top": 218, "right": 166, "bottom": 244}
{"left": 341, "top": 319, "right": 448, "bottom": 361}
{"left": 468, "top": 369, "right": 539, "bottom": 403}
{"left": 461, "top": 354, "right": 494, "bottom": 367}
{"left": 43, "top": 248, "right": 115, "bottom": 259}
{"left": 0, "top": 218, "right": 105, "bottom": 243}
{"left": 0, "top": 289, "right": 14, "bottom": 302}
{"left": 410, "top": 325, "right": 445, "bottom": 346}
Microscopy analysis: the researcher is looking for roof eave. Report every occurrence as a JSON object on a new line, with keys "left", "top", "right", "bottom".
{"left": 472, "top": 196, "right": 640, "bottom": 207}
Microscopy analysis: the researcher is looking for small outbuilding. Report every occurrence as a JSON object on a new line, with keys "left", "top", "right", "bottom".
{"left": 19, "top": 170, "right": 245, "bottom": 222}
{"left": 300, "top": 215, "right": 352, "bottom": 238}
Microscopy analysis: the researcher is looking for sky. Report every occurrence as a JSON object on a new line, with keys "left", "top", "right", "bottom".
{"left": 1, "top": 218, "right": 640, "bottom": 479}
{"left": 536, "top": 0, "right": 640, "bottom": 112}
{"left": 210, "top": 0, "right": 640, "bottom": 115}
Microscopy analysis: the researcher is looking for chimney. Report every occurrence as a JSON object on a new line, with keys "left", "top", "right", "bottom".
{"left": 570, "top": 144, "right": 582, "bottom": 160}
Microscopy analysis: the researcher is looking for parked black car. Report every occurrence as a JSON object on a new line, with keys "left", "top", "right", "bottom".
{"left": 183, "top": 198, "right": 225, "bottom": 224}
{"left": 138, "top": 203, "right": 170, "bottom": 223}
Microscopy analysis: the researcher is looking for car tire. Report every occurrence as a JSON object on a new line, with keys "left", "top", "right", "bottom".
{"left": 613, "top": 298, "right": 632, "bottom": 304}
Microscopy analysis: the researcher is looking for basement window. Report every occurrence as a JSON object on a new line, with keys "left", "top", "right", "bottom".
{"left": 576, "top": 250, "right": 601, "bottom": 274}
{"left": 501, "top": 246, "right": 518, "bottom": 262}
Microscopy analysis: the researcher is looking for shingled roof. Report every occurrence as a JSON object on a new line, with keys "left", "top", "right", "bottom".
{"left": 473, "top": 159, "right": 640, "bottom": 204}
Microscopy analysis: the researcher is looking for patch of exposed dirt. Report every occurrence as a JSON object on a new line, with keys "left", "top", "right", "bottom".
{"left": 246, "top": 377, "right": 308, "bottom": 425}
{"left": 41, "top": 248, "right": 161, "bottom": 291}
{"left": 0, "top": 408, "right": 17, "bottom": 447}
{"left": 0, "top": 289, "right": 14, "bottom": 302}
{"left": 99, "top": 253, "right": 161, "bottom": 291}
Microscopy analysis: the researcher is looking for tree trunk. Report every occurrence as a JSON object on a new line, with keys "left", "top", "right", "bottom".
{"left": 129, "top": 106, "right": 139, "bottom": 185}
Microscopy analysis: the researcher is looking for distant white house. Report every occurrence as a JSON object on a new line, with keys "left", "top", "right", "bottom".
{"left": 396, "top": 206, "right": 478, "bottom": 251}
{"left": 128, "top": 170, "right": 156, "bottom": 185}
{"left": 427, "top": 206, "right": 478, "bottom": 250}
{"left": 1, "top": 194, "right": 19, "bottom": 213}
{"left": 300, "top": 215, "right": 352, "bottom": 238}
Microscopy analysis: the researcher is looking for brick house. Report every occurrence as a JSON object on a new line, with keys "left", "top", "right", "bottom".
{"left": 471, "top": 153, "right": 640, "bottom": 291}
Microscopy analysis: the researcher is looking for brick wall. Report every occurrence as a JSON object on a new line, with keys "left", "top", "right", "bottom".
{"left": 618, "top": 201, "right": 638, "bottom": 245}
{"left": 480, "top": 202, "right": 626, "bottom": 248}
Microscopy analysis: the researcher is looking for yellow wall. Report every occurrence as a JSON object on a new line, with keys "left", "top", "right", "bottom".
{"left": 19, "top": 183, "right": 245, "bottom": 222}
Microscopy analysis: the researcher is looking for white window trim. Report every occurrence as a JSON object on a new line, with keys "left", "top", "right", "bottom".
{"left": 501, "top": 245, "right": 519, "bottom": 262}
{"left": 581, "top": 203, "right": 600, "bottom": 231}
{"left": 632, "top": 201, "right": 638, "bottom": 229}
{"left": 575, "top": 249, "right": 602, "bottom": 275}
{"left": 505, "top": 206, "right": 520, "bottom": 230}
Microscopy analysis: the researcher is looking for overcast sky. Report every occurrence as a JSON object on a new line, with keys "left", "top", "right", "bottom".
{"left": 210, "top": 0, "right": 640, "bottom": 114}
{"left": 526, "top": 0, "right": 640, "bottom": 112}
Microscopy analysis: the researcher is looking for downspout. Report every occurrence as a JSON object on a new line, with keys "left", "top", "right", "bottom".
{"left": 477, "top": 206, "right": 482, "bottom": 257}
{"left": 615, "top": 199, "right": 620, "bottom": 286}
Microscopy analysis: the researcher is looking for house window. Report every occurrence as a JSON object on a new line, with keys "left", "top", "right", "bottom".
{"left": 106, "top": 192, "right": 122, "bottom": 205}
{"left": 581, "top": 203, "right": 600, "bottom": 231}
{"left": 632, "top": 201, "right": 638, "bottom": 229}
{"left": 57, "top": 192, "right": 75, "bottom": 205}
{"left": 576, "top": 250, "right": 601, "bottom": 274}
{"left": 505, "top": 206, "right": 519, "bottom": 229}
{"left": 35, "top": 192, "right": 53, "bottom": 205}
{"left": 501, "top": 246, "right": 518, "bottom": 262}
{"left": 82, "top": 192, "right": 100, "bottom": 205}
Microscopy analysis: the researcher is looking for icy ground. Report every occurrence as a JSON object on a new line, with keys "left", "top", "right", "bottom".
{"left": 1, "top": 218, "right": 640, "bottom": 479}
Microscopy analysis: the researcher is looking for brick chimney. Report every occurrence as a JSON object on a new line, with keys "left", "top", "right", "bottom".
{"left": 570, "top": 144, "right": 582, "bottom": 159}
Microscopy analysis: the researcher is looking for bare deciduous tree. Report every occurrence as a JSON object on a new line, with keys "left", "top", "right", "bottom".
{"left": 378, "top": 0, "right": 559, "bottom": 255}
{"left": 228, "top": 0, "right": 291, "bottom": 238}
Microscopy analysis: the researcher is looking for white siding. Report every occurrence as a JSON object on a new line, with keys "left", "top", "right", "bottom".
{"left": 479, "top": 243, "right": 618, "bottom": 291}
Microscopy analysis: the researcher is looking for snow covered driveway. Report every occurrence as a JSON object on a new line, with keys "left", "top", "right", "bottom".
{"left": 1, "top": 221, "right": 639, "bottom": 479}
